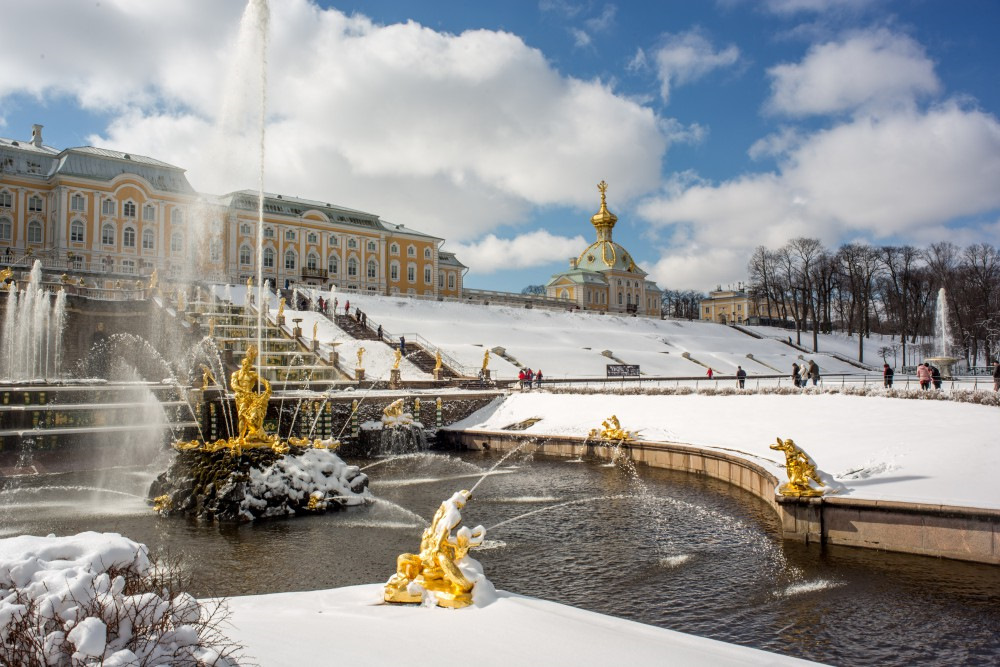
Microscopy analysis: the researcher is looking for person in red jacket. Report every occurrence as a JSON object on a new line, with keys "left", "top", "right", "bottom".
{"left": 916, "top": 362, "right": 932, "bottom": 390}
{"left": 518, "top": 369, "right": 526, "bottom": 390}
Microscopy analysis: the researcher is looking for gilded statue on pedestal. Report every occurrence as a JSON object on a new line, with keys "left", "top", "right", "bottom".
{"left": 384, "top": 490, "right": 485, "bottom": 608}
{"left": 434, "top": 349, "right": 442, "bottom": 371}
{"left": 482, "top": 349, "right": 490, "bottom": 371}
{"left": 231, "top": 345, "right": 272, "bottom": 444}
{"left": 588, "top": 415, "right": 632, "bottom": 442}
{"left": 356, "top": 347, "right": 365, "bottom": 369}
{"left": 770, "top": 437, "right": 825, "bottom": 497}
{"left": 393, "top": 348, "right": 402, "bottom": 370}
{"left": 277, "top": 297, "right": 285, "bottom": 318}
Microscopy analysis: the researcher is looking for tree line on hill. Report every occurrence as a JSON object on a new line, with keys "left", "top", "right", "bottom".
{"left": 746, "top": 238, "right": 999, "bottom": 366}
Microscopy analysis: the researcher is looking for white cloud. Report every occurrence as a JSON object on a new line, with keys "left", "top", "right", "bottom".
{"left": 0, "top": 0, "right": 669, "bottom": 243}
{"left": 760, "top": 0, "right": 878, "bottom": 15}
{"left": 652, "top": 29, "right": 740, "bottom": 104}
{"left": 639, "top": 104, "right": 1000, "bottom": 289}
{"left": 449, "top": 230, "right": 587, "bottom": 274}
{"left": 766, "top": 29, "right": 941, "bottom": 116}
{"left": 585, "top": 4, "right": 618, "bottom": 33}
{"left": 570, "top": 28, "right": 593, "bottom": 48}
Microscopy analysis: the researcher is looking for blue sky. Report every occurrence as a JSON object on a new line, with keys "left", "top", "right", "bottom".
{"left": 2, "top": 0, "right": 998, "bottom": 292}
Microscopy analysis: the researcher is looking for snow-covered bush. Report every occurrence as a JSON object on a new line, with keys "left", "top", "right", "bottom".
{"left": 0, "top": 532, "right": 242, "bottom": 666}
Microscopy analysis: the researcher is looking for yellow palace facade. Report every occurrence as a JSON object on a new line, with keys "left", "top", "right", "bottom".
{"left": 0, "top": 124, "right": 465, "bottom": 297}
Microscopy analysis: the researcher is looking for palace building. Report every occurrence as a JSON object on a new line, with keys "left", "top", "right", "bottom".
{"left": 0, "top": 124, "right": 465, "bottom": 297}
{"left": 545, "top": 182, "right": 662, "bottom": 315}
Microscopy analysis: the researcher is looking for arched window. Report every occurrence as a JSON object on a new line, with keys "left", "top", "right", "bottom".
{"left": 263, "top": 247, "right": 275, "bottom": 268}
{"left": 347, "top": 238, "right": 357, "bottom": 249}
{"left": 0, "top": 191, "right": 13, "bottom": 208}
{"left": 70, "top": 220, "right": 85, "bottom": 243}
{"left": 347, "top": 257, "right": 358, "bottom": 277}
{"left": 307, "top": 252, "right": 319, "bottom": 270}
{"left": 142, "top": 229, "right": 154, "bottom": 250}
{"left": 284, "top": 249, "right": 296, "bottom": 270}
{"left": 617, "top": 293, "right": 623, "bottom": 305}
{"left": 263, "top": 226, "right": 274, "bottom": 239}
{"left": 71, "top": 194, "right": 85, "bottom": 212}
{"left": 171, "top": 232, "right": 183, "bottom": 254}
{"left": 390, "top": 262, "right": 399, "bottom": 281}
{"left": 438, "top": 271, "right": 444, "bottom": 287}
{"left": 27, "top": 221, "right": 42, "bottom": 244}
{"left": 407, "top": 263, "right": 416, "bottom": 282}
{"left": 307, "top": 232, "right": 318, "bottom": 244}
{"left": 367, "top": 259, "right": 377, "bottom": 280}
{"left": 328, "top": 255, "right": 339, "bottom": 274}
{"left": 143, "top": 204, "right": 156, "bottom": 221}
{"left": 424, "top": 266, "right": 431, "bottom": 284}
{"left": 390, "top": 243, "right": 399, "bottom": 255}
{"left": 102, "top": 224, "right": 116, "bottom": 245}
{"left": 0, "top": 217, "right": 11, "bottom": 241}
{"left": 367, "top": 240, "right": 376, "bottom": 252}
{"left": 123, "top": 226, "right": 136, "bottom": 248}
{"left": 407, "top": 245, "right": 416, "bottom": 257}
{"left": 240, "top": 245, "right": 252, "bottom": 266}
{"left": 102, "top": 199, "right": 116, "bottom": 216}
{"left": 171, "top": 209, "right": 184, "bottom": 225}
{"left": 123, "top": 201, "right": 136, "bottom": 218}
{"left": 329, "top": 234, "right": 339, "bottom": 246}
{"left": 424, "top": 247, "right": 431, "bottom": 259}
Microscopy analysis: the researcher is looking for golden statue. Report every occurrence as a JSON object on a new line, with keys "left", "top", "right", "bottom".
{"left": 383, "top": 398, "right": 405, "bottom": 420}
{"left": 434, "top": 349, "right": 442, "bottom": 371}
{"left": 208, "top": 317, "right": 216, "bottom": 338}
{"left": 149, "top": 269, "right": 158, "bottom": 290}
{"left": 0, "top": 267, "right": 12, "bottom": 284}
{"left": 60, "top": 273, "right": 71, "bottom": 284}
{"left": 770, "top": 437, "right": 825, "bottom": 497}
{"left": 230, "top": 345, "right": 272, "bottom": 444}
{"left": 200, "top": 364, "right": 216, "bottom": 390}
{"left": 312, "top": 321, "right": 318, "bottom": 342}
{"left": 277, "top": 297, "right": 285, "bottom": 318}
{"left": 393, "top": 348, "right": 402, "bottom": 370}
{"left": 588, "top": 415, "right": 633, "bottom": 442}
{"left": 482, "top": 349, "right": 490, "bottom": 371}
{"left": 384, "top": 490, "right": 486, "bottom": 608}
{"left": 356, "top": 347, "right": 365, "bottom": 369}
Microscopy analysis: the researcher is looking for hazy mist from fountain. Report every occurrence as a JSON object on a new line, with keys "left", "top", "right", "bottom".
{"left": 1, "top": 261, "right": 67, "bottom": 382}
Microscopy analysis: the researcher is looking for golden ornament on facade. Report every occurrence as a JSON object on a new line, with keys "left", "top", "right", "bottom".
{"left": 770, "top": 437, "right": 826, "bottom": 497}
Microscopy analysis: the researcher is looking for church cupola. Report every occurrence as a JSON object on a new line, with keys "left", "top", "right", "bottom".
{"left": 590, "top": 180, "right": 617, "bottom": 242}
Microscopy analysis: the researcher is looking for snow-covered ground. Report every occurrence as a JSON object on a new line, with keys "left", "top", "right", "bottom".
{"left": 448, "top": 392, "right": 1000, "bottom": 510}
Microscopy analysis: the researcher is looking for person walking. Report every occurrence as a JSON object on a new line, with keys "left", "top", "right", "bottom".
{"left": 930, "top": 364, "right": 942, "bottom": 390}
{"left": 883, "top": 363, "right": 894, "bottom": 388}
{"left": 518, "top": 368, "right": 526, "bottom": 390}
{"left": 333, "top": 297, "right": 339, "bottom": 314}
{"left": 376, "top": 324, "right": 383, "bottom": 341}
{"left": 791, "top": 362, "right": 801, "bottom": 388}
{"left": 807, "top": 360, "right": 820, "bottom": 386}
{"left": 916, "top": 362, "right": 932, "bottom": 390}
{"left": 992, "top": 359, "right": 1000, "bottom": 392}
{"left": 736, "top": 366, "right": 746, "bottom": 389}
{"left": 525, "top": 368, "right": 533, "bottom": 390}
{"left": 706, "top": 367, "right": 713, "bottom": 380}
{"left": 535, "top": 369, "right": 543, "bottom": 388}
{"left": 344, "top": 299, "right": 350, "bottom": 316}
{"left": 399, "top": 336, "right": 406, "bottom": 356}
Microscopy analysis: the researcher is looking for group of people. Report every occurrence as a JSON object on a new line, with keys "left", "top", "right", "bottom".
{"left": 518, "top": 367, "right": 542, "bottom": 389}
{"left": 790, "top": 360, "right": 820, "bottom": 387}
{"left": 915, "top": 362, "right": 943, "bottom": 390}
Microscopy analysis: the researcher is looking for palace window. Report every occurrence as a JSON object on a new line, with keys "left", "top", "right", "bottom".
{"left": 407, "top": 264, "right": 416, "bottom": 283}
{"left": 241, "top": 223, "right": 252, "bottom": 236}
{"left": 240, "top": 245, "right": 252, "bottom": 266}
{"left": 123, "top": 201, "right": 136, "bottom": 218}
{"left": 70, "top": 220, "right": 85, "bottom": 243}
{"left": 438, "top": 271, "right": 444, "bottom": 288}
{"left": 307, "top": 252, "right": 319, "bottom": 270}
{"left": 367, "top": 259, "right": 377, "bottom": 280}
{"left": 307, "top": 232, "right": 318, "bottom": 244}
{"left": 424, "top": 247, "right": 431, "bottom": 259}
{"left": 367, "top": 240, "right": 376, "bottom": 252}
{"left": 26, "top": 161, "right": 41, "bottom": 175}
{"left": 424, "top": 266, "right": 431, "bottom": 284}
{"left": 263, "top": 247, "right": 275, "bottom": 269}
{"left": 123, "top": 226, "right": 136, "bottom": 248}
{"left": 264, "top": 226, "right": 274, "bottom": 239}
{"left": 0, "top": 217, "right": 11, "bottom": 241}
{"left": 0, "top": 192, "right": 11, "bottom": 208}
{"left": 328, "top": 255, "right": 339, "bottom": 274}
{"left": 284, "top": 249, "right": 296, "bottom": 270}
{"left": 329, "top": 234, "right": 339, "bottom": 246}
{"left": 171, "top": 209, "right": 184, "bottom": 225}
{"left": 347, "top": 257, "right": 358, "bottom": 277}
{"left": 171, "top": 232, "right": 183, "bottom": 254}
{"left": 390, "top": 243, "right": 399, "bottom": 255}
{"left": 71, "top": 194, "right": 85, "bottom": 212}
{"left": 121, "top": 259, "right": 135, "bottom": 275}
{"left": 407, "top": 245, "right": 416, "bottom": 257}
{"left": 102, "top": 199, "right": 116, "bottom": 216}
{"left": 285, "top": 229, "right": 296, "bottom": 241}
{"left": 210, "top": 240, "right": 222, "bottom": 262}
{"left": 347, "top": 238, "right": 357, "bottom": 249}
{"left": 142, "top": 229, "right": 154, "bottom": 250}
{"left": 448, "top": 274, "right": 455, "bottom": 290}
{"left": 28, "top": 195, "right": 43, "bottom": 212}
{"left": 390, "top": 262, "right": 399, "bottom": 281}
{"left": 27, "top": 221, "right": 42, "bottom": 244}
{"left": 102, "top": 224, "right": 116, "bottom": 246}
{"left": 143, "top": 204, "right": 156, "bottom": 221}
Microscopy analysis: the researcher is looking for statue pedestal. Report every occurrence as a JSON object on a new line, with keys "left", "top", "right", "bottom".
{"left": 312, "top": 340, "right": 319, "bottom": 353}
{"left": 433, "top": 368, "right": 443, "bottom": 381}
{"left": 292, "top": 326, "right": 302, "bottom": 338}
{"left": 276, "top": 314, "right": 285, "bottom": 326}
{"left": 389, "top": 368, "right": 401, "bottom": 389}
{"left": 329, "top": 351, "right": 339, "bottom": 366}
{"left": 481, "top": 369, "right": 491, "bottom": 380}
{"left": 355, "top": 368, "right": 365, "bottom": 381}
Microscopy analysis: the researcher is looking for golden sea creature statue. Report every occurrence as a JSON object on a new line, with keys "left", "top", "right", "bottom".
{"left": 384, "top": 490, "right": 486, "bottom": 608}
{"left": 588, "top": 415, "right": 633, "bottom": 442}
{"left": 383, "top": 398, "right": 405, "bottom": 420}
{"left": 231, "top": 345, "right": 272, "bottom": 444}
{"left": 393, "top": 348, "right": 402, "bottom": 370}
{"left": 356, "top": 347, "right": 365, "bottom": 369}
{"left": 482, "top": 349, "right": 490, "bottom": 371}
{"left": 434, "top": 349, "right": 442, "bottom": 371}
{"left": 0, "top": 267, "right": 12, "bottom": 284}
{"left": 770, "top": 437, "right": 825, "bottom": 497}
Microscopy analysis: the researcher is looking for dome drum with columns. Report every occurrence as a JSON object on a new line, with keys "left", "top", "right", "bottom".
{"left": 545, "top": 181, "right": 662, "bottom": 315}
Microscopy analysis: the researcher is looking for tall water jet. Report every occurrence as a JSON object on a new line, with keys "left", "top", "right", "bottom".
{"left": 1, "top": 261, "right": 67, "bottom": 381}
{"left": 925, "top": 287, "right": 960, "bottom": 379}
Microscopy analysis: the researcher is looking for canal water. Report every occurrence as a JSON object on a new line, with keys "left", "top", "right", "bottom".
{"left": 2, "top": 448, "right": 998, "bottom": 666}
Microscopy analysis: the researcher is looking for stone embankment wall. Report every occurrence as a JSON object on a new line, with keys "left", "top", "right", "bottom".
{"left": 442, "top": 430, "right": 1000, "bottom": 566}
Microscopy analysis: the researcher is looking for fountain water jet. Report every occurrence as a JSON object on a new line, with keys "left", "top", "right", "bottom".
{"left": 1, "top": 261, "right": 67, "bottom": 381}
{"left": 925, "top": 287, "right": 960, "bottom": 379}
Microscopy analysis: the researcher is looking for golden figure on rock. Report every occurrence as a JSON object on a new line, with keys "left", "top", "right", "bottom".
{"left": 393, "top": 348, "right": 402, "bottom": 370}
{"left": 384, "top": 490, "right": 486, "bottom": 608}
{"left": 383, "top": 398, "right": 405, "bottom": 420}
{"left": 200, "top": 365, "right": 216, "bottom": 390}
{"left": 770, "top": 437, "right": 825, "bottom": 497}
{"left": 231, "top": 345, "right": 272, "bottom": 444}
{"left": 588, "top": 415, "right": 632, "bottom": 442}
